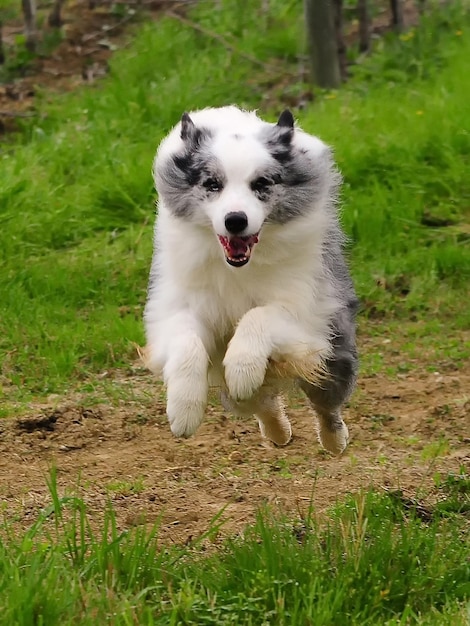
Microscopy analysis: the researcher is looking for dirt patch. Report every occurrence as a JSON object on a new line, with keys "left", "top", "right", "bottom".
{"left": 0, "top": 1, "right": 169, "bottom": 133}
{"left": 1, "top": 332, "right": 468, "bottom": 542}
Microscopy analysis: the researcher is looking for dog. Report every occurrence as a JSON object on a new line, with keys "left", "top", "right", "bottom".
{"left": 143, "top": 106, "right": 358, "bottom": 454}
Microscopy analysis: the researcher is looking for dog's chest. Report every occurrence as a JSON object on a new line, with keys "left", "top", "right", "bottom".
{"left": 186, "top": 264, "right": 261, "bottom": 330}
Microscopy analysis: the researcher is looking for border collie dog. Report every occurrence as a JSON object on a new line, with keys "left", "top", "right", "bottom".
{"left": 144, "top": 106, "right": 358, "bottom": 454}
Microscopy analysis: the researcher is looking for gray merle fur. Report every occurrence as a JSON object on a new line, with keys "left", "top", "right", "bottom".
{"left": 300, "top": 236, "right": 359, "bottom": 432}
{"left": 262, "top": 143, "right": 340, "bottom": 224}
{"left": 156, "top": 117, "right": 218, "bottom": 218}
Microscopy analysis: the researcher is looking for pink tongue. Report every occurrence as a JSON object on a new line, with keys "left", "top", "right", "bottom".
{"left": 228, "top": 236, "right": 249, "bottom": 256}
{"left": 218, "top": 234, "right": 259, "bottom": 258}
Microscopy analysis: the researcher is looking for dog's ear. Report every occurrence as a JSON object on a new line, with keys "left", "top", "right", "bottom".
{"left": 276, "top": 109, "right": 294, "bottom": 145}
{"left": 180, "top": 112, "right": 208, "bottom": 150}
{"left": 277, "top": 109, "right": 294, "bottom": 129}
{"left": 180, "top": 112, "right": 197, "bottom": 142}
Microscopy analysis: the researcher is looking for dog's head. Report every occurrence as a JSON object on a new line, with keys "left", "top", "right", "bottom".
{"left": 154, "top": 106, "right": 338, "bottom": 268}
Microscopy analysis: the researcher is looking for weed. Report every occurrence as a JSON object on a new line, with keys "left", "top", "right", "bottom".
{"left": 1, "top": 476, "right": 469, "bottom": 624}
{"left": 106, "top": 477, "right": 145, "bottom": 496}
{"left": 421, "top": 438, "right": 450, "bottom": 461}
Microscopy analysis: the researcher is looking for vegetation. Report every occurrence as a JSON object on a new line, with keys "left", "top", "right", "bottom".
{"left": 0, "top": 472, "right": 469, "bottom": 625}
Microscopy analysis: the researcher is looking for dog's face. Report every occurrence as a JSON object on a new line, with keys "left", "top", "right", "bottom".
{"left": 155, "top": 108, "right": 334, "bottom": 268}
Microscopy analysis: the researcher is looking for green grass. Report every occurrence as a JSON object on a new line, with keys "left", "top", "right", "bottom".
{"left": 0, "top": 0, "right": 469, "bottom": 400}
{"left": 1, "top": 472, "right": 469, "bottom": 625}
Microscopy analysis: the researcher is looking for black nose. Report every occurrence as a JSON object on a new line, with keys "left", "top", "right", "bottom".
{"left": 224, "top": 211, "right": 248, "bottom": 235}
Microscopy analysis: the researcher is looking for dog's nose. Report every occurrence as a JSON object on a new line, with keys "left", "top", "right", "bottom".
{"left": 224, "top": 211, "right": 248, "bottom": 235}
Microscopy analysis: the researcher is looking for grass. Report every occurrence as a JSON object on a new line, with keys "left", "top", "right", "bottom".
{"left": 0, "top": 0, "right": 469, "bottom": 401}
{"left": 1, "top": 5, "right": 470, "bottom": 622}
{"left": 0, "top": 472, "right": 469, "bottom": 625}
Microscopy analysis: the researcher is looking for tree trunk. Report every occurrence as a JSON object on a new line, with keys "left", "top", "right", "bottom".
{"left": 390, "top": 0, "right": 404, "bottom": 31}
{"left": 21, "top": 0, "right": 37, "bottom": 53}
{"left": 304, "top": 0, "right": 341, "bottom": 89}
{"left": 357, "top": 0, "right": 370, "bottom": 53}
{"left": 0, "top": 21, "right": 5, "bottom": 65}
{"left": 48, "top": 0, "right": 66, "bottom": 28}
{"left": 333, "top": 0, "right": 347, "bottom": 81}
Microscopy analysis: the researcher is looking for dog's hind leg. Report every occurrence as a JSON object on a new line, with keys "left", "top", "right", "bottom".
{"left": 221, "top": 389, "right": 292, "bottom": 446}
{"left": 300, "top": 309, "right": 358, "bottom": 455}
{"left": 255, "top": 394, "right": 292, "bottom": 446}
{"left": 300, "top": 356, "right": 356, "bottom": 454}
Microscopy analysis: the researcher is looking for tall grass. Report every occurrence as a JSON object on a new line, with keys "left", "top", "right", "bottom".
{"left": 0, "top": 0, "right": 469, "bottom": 398}
{"left": 1, "top": 473, "right": 469, "bottom": 624}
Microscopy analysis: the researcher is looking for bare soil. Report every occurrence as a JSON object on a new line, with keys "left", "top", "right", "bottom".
{"left": 1, "top": 331, "right": 469, "bottom": 542}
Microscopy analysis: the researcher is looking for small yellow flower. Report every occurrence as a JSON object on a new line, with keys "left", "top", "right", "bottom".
{"left": 416, "top": 110, "right": 424, "bottom": 115}
{"left": 400, "top": 31, "right": 415, "bottom": 42}
{"left": 456, "top": 30, "right": 463, "bottom": 36}
{"left": 324, "top": 93, "right": 337, "bottom": 100}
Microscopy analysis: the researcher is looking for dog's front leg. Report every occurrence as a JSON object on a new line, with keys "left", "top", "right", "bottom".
{"left": 223, "top": 307, "right": 271, "bottom": 401}
{"left": 147, "top": 313, "right": 210, "bottom": 438}
{"left": 164, "top": 333, "right": 209, "bottom": 437}
{"left": 224, "top": 305, "right": 324, "bottom": 401}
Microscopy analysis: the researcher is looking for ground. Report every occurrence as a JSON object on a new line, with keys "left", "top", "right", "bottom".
{"left": 1, "top": 4, "right": 468, "bottom": 542}
{"left": 1, "top": 329, "right": 468, "bottom": 542}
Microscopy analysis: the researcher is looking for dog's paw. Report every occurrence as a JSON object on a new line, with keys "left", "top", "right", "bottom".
{"left": 258, "top": 414, "right": 292, "bottom": 447}
{"left": 166, "top": 393, "right": 206, "bottom": 437}
{"left": 318, "top": 421, "right": 349, "bottom": 455}
{"left": 256, "top": 395, "right": 292, "bottom": 446}
{"left": 223, "top": 351, "right": 267, "bottom": 401}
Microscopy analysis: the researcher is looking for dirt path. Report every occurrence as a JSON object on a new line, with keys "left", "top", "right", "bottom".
{"left": 1, "top": 332, "right": 468, "bottom": 542}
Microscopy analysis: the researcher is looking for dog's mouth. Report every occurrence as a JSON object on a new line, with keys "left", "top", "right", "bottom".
{"left": 218, "top": 234, "right": 259, "bottom": 267}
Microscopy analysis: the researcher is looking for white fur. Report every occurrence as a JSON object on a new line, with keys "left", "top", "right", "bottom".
{"left": 144, "top": 107, "right": 346, "bottom": 450}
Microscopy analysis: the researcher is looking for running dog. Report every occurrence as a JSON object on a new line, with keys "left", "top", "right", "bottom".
{"left": 143, "top": 106, "right": 358, "bottom": 454}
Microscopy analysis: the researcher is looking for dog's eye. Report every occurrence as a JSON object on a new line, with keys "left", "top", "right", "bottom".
{"left": 203, "top": 178, "right": 223, "bottom": 193}
{"left": 251, "top": 176, "right": 274, "bottom": 194}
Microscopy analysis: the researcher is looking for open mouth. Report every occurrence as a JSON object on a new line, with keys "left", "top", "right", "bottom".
{"left": 218, "top": 234, "right": 259, "bottom": 267}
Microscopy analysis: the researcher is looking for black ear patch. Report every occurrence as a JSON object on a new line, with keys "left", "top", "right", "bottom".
{"left": 181, "top": 112, "right": 196, "bottom": 141}
{"left": 180, "top": 112, "right": 211, "bottom": 150}
{"left": 277, "top": 109, "right": 294, "bottom": 129}
{"left": 171, "top": 113, "right": 213, "bottom": 187}
{"left": 275, "top": 109, "right": 294, "bottom": 147}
